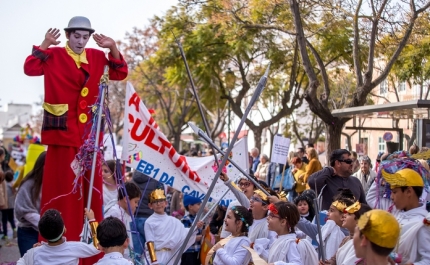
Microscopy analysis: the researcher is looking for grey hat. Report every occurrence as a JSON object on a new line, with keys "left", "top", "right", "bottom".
{"left": 64, "top": 16, "right": 95, "bottom": 33}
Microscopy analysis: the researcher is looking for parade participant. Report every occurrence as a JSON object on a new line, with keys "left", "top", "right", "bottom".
{"left": 381, "top": 168, "right": 430, "bottom": 264}
{"left": 219, "top": 173, "right": 254, "bottom": 238}
{"left": 254, "top": 202, "right": 318, "bottom": 264}
{"left": 208, "top": 206, "right": 253, "bottom": 265}
{"left": 15, "top": 151, "right": 46, "bottom": 257}
{"left": 353, "top": 210, "right": 400, "bottom": 265}
{"left": 144, "top": 189, "right": 204, "bottom": 265}
{"left": 308, "top": 149, "right": 366, "bottom": 211}
{"left": 102, "top": 160, "right": 118, "bottom": 208}
{"left": 93, "top": 217, "right": 133, "bottom": 265}
{"left": 181, "top": 195, "right": 204, "bottom": 265}
{"left": 296, "top": 189, "right": 355, "bottom": 259}
{"left": 248, "top": 189, "right": 277, "bottom": 244}
{"left": 320, "top": 201, "right": 372, "bottom": 265}
{"left": 293, "top": 190, "right": 316, "bottom": 222}
{"left": 23, "top": 16, "right": 128, "bottom": 250}
{"left": 17, "top": 209, "right": 100, "bottom": 265}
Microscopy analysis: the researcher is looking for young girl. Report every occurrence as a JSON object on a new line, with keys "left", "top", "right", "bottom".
{"left": 209, "top": 206, "right": 253, "bottom": 265}
{"left": 320, "top": 201, "right": 372, "bottom": 265}
{"left": 296, "top": 189, "right": 355, "bottom": 259}
{"left": 248, "top": 189, "right": 278, "bottom": 244}
{"left": 255, "top": 202, "right": 318, "bottom": 265}
{"left": 102, "top": 160, "right": 117, "bottom": 208}
{"left": 293, "top": 190, "right": 316, "bottom": 222}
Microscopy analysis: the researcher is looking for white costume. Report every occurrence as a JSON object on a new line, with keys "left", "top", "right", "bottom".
{"left": 317, "top": 220, "right": 346, "bottom": 259}
{"left": 213, "top": 236, "right": 251, "bottom": 265}
{"left": 17, "top": 239, "right": 99, "bottom": 265}
{"left": 335, "top": 238, "right": 359, "bottom": 265}
{"left": 94, "top": 252, "right": 133, "bottom": 265}
{"left": 103, "top": 185, "right": 118, "bottom": 208}
{"left": 105, "top": 204, "right": 133, "bottom": 258}
{"left": 394, "top": 208, "right": 430, "bottom": 265}
{"left": 248, "top": 218, "right": 277, "bottom": 244}
{"left": 144, "top": 212, "right": 197, "bottom": 265}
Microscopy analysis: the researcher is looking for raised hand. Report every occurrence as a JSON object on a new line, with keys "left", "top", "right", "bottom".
{"left": 40, "top": 28, "right": 61, "bottom": 50}
{"left": 93, "top": 33, "right": 120, "bottom": 59}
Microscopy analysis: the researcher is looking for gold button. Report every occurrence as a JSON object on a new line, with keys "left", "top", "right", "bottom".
{"left": 81, "top": 87, "right": 89, "bottom": 97}
{"left": 79, "top": 113, "right": 88, "bottom": 123}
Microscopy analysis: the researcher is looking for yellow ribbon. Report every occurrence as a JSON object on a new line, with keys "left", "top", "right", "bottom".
{"left": 65, "top": 42, "right": 88, "bottom": 68}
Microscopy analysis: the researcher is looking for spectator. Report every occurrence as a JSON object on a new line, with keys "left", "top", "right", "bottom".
{"left": 254, "top": 154, "right": 270, "bottom": 183}
{"left": 1, "top": 170, "right": 16, "bottom": 240}
{"left": 350, "top": 151, "right": 360, "bottom": 174}
{"left": 291, "top": 157, "right": 307, "bottom": 194}
{"left": 250, "top": 148, "right": 260, "bottom": 173}
{"left": 303, "top": 147, "right": 322, "bottom": 188}
{"left": 170, "top": 189, "right": 182, "bottom": 215}
{"left": 308, "top": 149, "right": 366, "bottom": 211}
{"left": 353, "top": 155, "right": 376, "bottom": 193}
{"left": 296, "top": 147, "right": 309, "bottom": 164}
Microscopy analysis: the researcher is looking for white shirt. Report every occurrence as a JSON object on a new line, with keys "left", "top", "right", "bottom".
{"left": 268, "top": 234, "right": 302, "bottom": 265}
{"left": 213, "top": 236, "right": 251, "bottom": 265}
{"left": 17, "top": 239, "right": 100, "bottom": 265}
{"left": 105, "top": 204, "right": 133, "bottom": 258}
{"left": 248, "top": 217, "right": 277, "bottom": 243}
{"left": 94, "top": 252, "right": 133, "bottom": 265}
{"left": 103, "top": 184, "right": 118, "bottom": 208}
{"left": 317, "top": 220, "right": 346, "bottom": 259}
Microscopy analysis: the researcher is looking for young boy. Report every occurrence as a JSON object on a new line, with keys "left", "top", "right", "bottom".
{"left": 353, "top": 209, "right": 400, "bottom": 265}
{"left": 144, "top": 189, "right": 204, "bottom": 265}
{"left": 180, "top": 195, "right": 203, "bottom": 265}
{"left": 105, "top": 182, "right": 141, "bottom": 259}
{"left": 93, "top": 217, "right": 133, "bottom": 265}
{"left": 381, "top": 167, "right": 430, "bottom": 264}
{"left": 17, "top": 209, "right": 99, "bottom": 265}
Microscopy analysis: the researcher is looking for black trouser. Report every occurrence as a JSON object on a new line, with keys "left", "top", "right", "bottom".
{"left": 181, "top": 252, "right": 200, "bottom": 265}
{"left": 1, "top": 208, "right": 16, "bottom": 235}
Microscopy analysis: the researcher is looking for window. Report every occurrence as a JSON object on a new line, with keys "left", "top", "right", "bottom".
{"left": 380, "top": 79, "right": 388, "bottom": 94}
{"left": 378, "top": 137, "right": 385, "bottom": 152}
{"left": 398, "top": 81, "right": 406, "bottom": 93}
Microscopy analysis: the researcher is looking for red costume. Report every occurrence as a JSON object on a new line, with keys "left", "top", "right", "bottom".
{"left": 24, "top": 46, "right": 127, "bottom": 246}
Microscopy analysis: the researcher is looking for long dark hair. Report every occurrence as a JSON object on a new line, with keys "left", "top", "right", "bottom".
{"left": 20, "top": 151, "right": 46, "bottom": 202}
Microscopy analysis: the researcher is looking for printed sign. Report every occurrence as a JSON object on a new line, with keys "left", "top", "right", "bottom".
{"left": 271, "top": 135, "right": 290, "bottom": 164}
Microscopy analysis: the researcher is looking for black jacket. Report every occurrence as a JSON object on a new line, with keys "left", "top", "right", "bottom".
{"left": 133, "top": 171, "right": 163, "bottom": 218}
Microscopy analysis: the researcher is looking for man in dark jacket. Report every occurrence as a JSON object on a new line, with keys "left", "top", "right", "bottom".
{"left": 308, "top": 149, "right": 366, "bottom": 210}
{"left": 132, "top": 170, "right": 163, "bottom": 258}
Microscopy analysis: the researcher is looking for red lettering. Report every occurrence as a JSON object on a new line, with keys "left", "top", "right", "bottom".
{"left": 130, "top": 119, "right": 150, "bottom": 141}
{"left": 158, "top": 137, "right": 172, "bottom": 154}
{"left": 128, "top": 113, "right": 135, "bottom": 123}
{"left": 148, "top": 116, "right": 159, "bottom": 129}
{"left": 189, "top": 170, "right": 201, "bottom": 183}
{"left": 129, "top": 93, "right": 141, "bottom": 112}
{"left": 144, "top": 128, "right": 160, "bottom": 151}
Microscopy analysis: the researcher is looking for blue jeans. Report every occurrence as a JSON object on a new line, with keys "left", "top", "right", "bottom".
{"left": 17, "top": 227, "right": 39, "bottom": 257}
{"left": 132, "top": 217, "right": 148, "bottom": 257}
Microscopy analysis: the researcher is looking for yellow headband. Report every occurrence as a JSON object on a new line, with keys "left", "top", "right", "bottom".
{"left": 149, "top": 189, "right": 166, "bottom": 203}
{"left": 344, "top": 201, "right": 360, "bottom": 214}
{"left": 357, "top": 209, "right": 400, "bottom": 248}
{"left": 254, "top": 190, "right": 268, "bottom": 202}
{"left": 332, "top": 200, "right": 347, "bottom": 212}
{"left": 381, "top": 168, "right": 424, "bottom": 189}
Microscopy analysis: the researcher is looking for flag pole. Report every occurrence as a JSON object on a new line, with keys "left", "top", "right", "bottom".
{"left": 171, "top": 63, "right": 271, "bottom": 265}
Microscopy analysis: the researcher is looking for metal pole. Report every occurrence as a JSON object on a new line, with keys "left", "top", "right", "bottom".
{"left": 171, "top": 63, "right": 271, "bottom": 265}
{"left": 82, "top": 65, "right": 109, "bottom": 241}
{"left": 189, "top": 122, "right": 270, "bottom": 196}
{"left": 228, "top": 91, "right": 231, "bottom": 145}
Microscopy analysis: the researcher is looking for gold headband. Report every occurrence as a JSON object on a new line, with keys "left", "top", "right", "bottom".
{"left": 344, "top": 201, "right": 361, "bottom": 214}
{"left": 254, "top": 190, "right": 268, "bottom": 202}
{"left": 332, "top": 200, "right": 347, "bottom": 212}
{"left": 149, "top": 189, "right": 166, "bottom": 203}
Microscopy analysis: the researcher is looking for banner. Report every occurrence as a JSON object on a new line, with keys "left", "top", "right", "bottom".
{"left": 122, "top": 82, "right": 249, "bottom": 205}
{"left": 270, "top": 135, "right": 290, "bottom": 164}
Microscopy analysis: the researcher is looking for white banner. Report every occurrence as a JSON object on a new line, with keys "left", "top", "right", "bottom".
{"left": 271, "top": 135, "right": 290, "bottom": 164}
{"left": 122, "top": 82, "right": 248, "bottom": 206}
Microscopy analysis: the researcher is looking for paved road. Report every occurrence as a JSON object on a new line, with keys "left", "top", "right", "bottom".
{"left": 0, "top": 229, "right": 20, "bottom": 264}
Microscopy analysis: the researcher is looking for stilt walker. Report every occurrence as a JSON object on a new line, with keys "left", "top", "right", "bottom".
{"left": 23, "top": 16, "right": 128, "bottom": 264}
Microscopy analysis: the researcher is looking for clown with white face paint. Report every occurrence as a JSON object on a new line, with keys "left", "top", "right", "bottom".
{"left": 24, "top": 16, "right": 128, "bottom": 265}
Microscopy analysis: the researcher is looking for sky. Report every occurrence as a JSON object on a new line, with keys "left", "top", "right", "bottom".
{"left": 0, "top": 0, "right": 178, "bottom": 113}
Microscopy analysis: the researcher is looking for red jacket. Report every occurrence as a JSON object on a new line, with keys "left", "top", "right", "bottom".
{"left": 24, "top": 46, "right": 128, "bottom": 147}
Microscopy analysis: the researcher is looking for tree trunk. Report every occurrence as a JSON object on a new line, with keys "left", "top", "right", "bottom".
{"left": 408, "top": 119, "right": 417, "bottom": 148}
{"left": 325, "top": 121, "right": 345, "bottom": 161}
{"left": 172, "top": 132, "right": 181, "bottom": 151}
{"left": 253, "top": 129, "right": 263, "bottom": 154}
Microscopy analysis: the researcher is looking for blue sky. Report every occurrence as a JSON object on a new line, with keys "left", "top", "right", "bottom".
{"left": 0, "top": 0, "right": 177, "bottom": 112}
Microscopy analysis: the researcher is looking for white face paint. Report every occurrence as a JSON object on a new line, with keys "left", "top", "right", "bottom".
{"left": 67, "top": 30, "right": 90, "bottom": 54}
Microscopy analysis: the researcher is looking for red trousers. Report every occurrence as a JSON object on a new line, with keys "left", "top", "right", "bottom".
{"left": 42, "top": 145, "right": 103, "bottom": 264}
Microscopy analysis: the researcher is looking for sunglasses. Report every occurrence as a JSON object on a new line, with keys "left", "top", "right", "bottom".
{"left": 238, "top": 182, "right": 251, "bottom": 188}
{"left": 338, "top": 159, "right": 353, "bottom": 164}
{"left": 250, "top": 196, "right": 267, "bottom": 205}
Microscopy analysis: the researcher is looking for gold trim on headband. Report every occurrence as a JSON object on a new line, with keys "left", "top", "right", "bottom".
{"left": 254, "top": 190, "right": 268, "bottom": 202}
{"left": 344, "top": 201, "right": 361, "bottom": 214}
{"left": 332, "top": 200, "right": 347, "bottom": 212}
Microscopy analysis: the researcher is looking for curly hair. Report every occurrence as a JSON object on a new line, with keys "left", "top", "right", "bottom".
{"left": 231, "top": 206, "right": 253, "bottom": 233}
